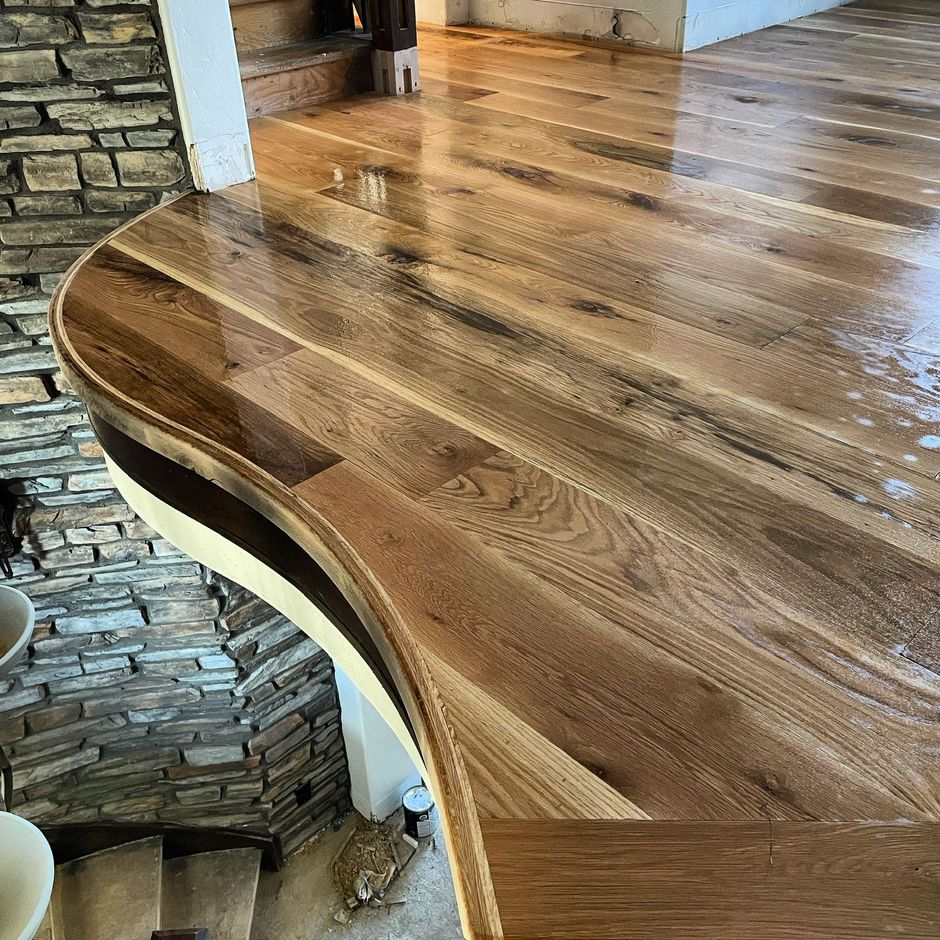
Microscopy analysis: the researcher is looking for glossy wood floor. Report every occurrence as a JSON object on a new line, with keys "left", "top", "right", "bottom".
{"left": 53, "top": 2, "right": 940, "bottom": 936}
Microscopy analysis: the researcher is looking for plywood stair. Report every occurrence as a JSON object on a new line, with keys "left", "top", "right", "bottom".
{"left": 34, "top": 837, "right": 263, "bottom": 939}
{"left": 231, "top": 0, "right": 373, "bottom": 117}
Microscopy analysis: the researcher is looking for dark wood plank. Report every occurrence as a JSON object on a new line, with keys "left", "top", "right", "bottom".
{"left": 90, "top": 243, "right": 303, "bottom": 380}
{"left": 63, "top": 247, "right": 341, "bottom": 487}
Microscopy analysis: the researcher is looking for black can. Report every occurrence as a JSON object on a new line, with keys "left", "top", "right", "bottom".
{"left": 402, "top": 784, "right": 438, "bottom": 839}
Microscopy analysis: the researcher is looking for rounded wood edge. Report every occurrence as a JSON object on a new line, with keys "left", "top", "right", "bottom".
{"left": 48, "top": 211, "right": 503, "bottom": 940}
{"left": 103, "top": 455, "right": 429, "bottom": 779}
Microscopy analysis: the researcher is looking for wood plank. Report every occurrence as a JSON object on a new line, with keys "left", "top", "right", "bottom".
{"left": 469, "top": 92, "right": 940, "bottom": 194}
{"left": 424, "top": 649, "right": 650, "bottom": 821}
{"left": 278, "top": 104, "right": 940, "bottom": 333}
{"left": 850, "top": 0, "right": 940, "bottom": 18}
{"left": 796, "top": 10, "right": 940, "bottom": 40}
{"left": 215, "top": 181, "right": 940, "bottom": 508}
{"left": 311, "top": 165, "right": 808, "bottom": 347}
{"left": 278, "top": 95, "right": 940, "bottom": 267}
{"left": 841, "top": 3, "right": 940, "bottom": 26}
{"left": 425, "top": 28, "right": 940, "bottom": 107}
{"left": 55, "top": 838, "right": 163, "bottom": 940}
{"left": 228, "top": 347, "right": 499, "bottom": 496}
{"left": 483, "top": 819, "right": 940, "bottom": 939}
{"left": 424, "top": 52, "right": 940, "bottom": 140}
{"left": 231, "top": 0, "right": 315, "bottom": 53}
{"left": 238, "top": 35, "right": 372, "bottom": 79}
{"left": 418, "top": 453, "right": 939, "bottom": 809}
{"left": 64, "top": 247, "right": 341, "bottom": 487}
{"left": 297, "top": 463, "right": 939, "bottom": 823}
{"left": 89, "top": 243, "right": 303, "bottom": 381}
{"left": 160, "top": 848, "right": 260, "bottom": 939}
{"left": 149, "top": 143, "right": 806, "bottom": 351}
{"left": 248, "top": 115, "right": 413, "bottom": 190}
{"left": 240, "top": 39, "right": 372, "bottom": 117}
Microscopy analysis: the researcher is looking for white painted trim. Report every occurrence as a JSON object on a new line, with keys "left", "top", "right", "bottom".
{"left": 104, "top": 457, "right": 427, "bottom": 816}
{"left": 156, "top": 0, "right": 255, "bottom": 191}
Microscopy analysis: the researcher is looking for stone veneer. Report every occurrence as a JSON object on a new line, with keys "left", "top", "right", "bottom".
{"left": 0, "top": 0, "right": 350, "bottom": 854}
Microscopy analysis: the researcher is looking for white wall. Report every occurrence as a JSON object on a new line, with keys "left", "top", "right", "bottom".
{"left": 460, "top": 0, "right": 848, "bottom": 52}
{"left": 682, "top": 0, "right": 849, "bottom": 50}
{"left": 417, "top": 0, "right": 469, "bottom": 26}
{"left": 467, "top": 0, "right": 686, "bottom": 50}
{"left": 335, "top": 667, "right": 422, "bottom": 821}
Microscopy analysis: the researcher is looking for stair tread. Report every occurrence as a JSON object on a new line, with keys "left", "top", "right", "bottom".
{"left": 53, "top": 836, "right": 163, "bottom": 940}
{"left": 160, "top": 848, "right": 261, "bottom": 940}
{"left": 239, "top": 34, "right": 371, "bottom": 79}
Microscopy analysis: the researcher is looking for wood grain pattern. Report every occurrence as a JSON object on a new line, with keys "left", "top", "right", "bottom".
{"left": 52, "top": 3, "right": 940, "bottom": 937}
{"left": 230, "top": 0, "right": 315, "bottom": 53}
{"left": 483, "top": 820, "right": 940, "bottom": 939}
{"left": 239, "top": 38, "right": 372, "bottom": 117}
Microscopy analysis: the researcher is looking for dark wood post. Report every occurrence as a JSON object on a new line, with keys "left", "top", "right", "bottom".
{"left": 152, "top": 931, "right": 208, "bottom": 940}
{"left": 365, "top": 0, "right": 420, "bottom": 94}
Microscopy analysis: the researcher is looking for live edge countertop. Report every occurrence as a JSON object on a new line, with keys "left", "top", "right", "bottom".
{"left": 50, "top": 20, "right": 940, "bottom": 940}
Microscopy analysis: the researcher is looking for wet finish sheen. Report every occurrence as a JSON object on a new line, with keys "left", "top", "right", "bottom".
{"left": 52, "top": 2, "right": 940, "bottom": 937}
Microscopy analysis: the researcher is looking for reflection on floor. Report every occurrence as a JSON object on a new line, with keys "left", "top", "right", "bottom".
{"left": 249, "top": 810, "right": 462, "bottom": 940}
{"left": 52, "top": 2, "right": 940, "bottom": 936}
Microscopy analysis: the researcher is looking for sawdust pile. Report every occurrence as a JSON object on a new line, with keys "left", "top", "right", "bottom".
{"left": 333, "top": 818, "right": 400, "bottom": 901}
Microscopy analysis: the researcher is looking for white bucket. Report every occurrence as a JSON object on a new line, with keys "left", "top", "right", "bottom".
{"left": 0, "top": 584, "right": 34, "bottom": 679}
{"left": 0, "top": 812, "right": 54, "bottom": 940}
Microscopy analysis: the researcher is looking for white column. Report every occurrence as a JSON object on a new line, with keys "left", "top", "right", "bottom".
{"left": 156, "top": 0, "right": 254, "bottom": 191}
{"left": 335, "top": 667, "right": 422, "bottom": 821}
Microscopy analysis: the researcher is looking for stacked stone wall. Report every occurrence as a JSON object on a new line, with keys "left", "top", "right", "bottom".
{"left": 0, "top": 0, "right": 350, "bottom": 852}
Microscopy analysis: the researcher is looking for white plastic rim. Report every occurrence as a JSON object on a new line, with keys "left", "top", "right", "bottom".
{"left": 0, "top": 585, "right": 34, "bottom": 679}
{"left": 0, "top": 812, "right": 54, "bottom": 940}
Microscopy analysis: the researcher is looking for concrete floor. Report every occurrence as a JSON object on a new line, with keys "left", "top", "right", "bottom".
{"left": 249, "top": 811, "right": 463, "bottom": 940}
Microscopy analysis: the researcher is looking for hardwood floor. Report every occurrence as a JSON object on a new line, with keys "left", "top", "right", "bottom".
{"left": 52, "top": 2, "right": 940, "bottom": 936}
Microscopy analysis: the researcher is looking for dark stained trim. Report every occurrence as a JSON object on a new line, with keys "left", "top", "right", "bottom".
{"left": 90, "top": 414, "right": 416, "bottom": 743}
{"left": 45, "top": 820, "right": 283, "bottom": 871}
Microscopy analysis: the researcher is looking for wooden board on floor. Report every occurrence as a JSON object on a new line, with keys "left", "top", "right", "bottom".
{"left": 483, "top": 820, "right": 940, "bottom": 939}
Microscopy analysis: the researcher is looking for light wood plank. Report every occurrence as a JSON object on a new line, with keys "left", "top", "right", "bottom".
{"left": 484, "top": 819, "right": 940, "bottom": 939}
